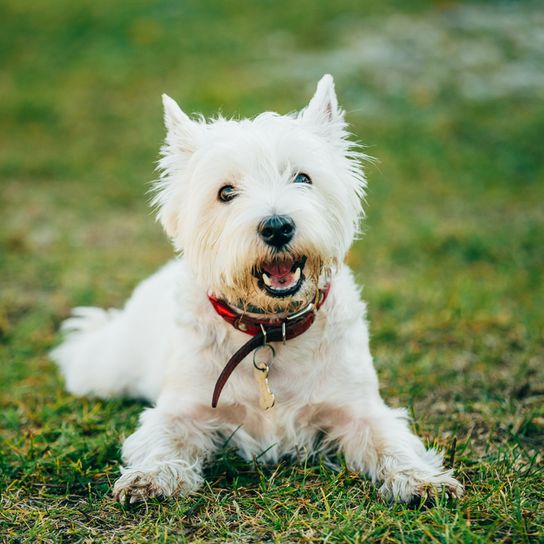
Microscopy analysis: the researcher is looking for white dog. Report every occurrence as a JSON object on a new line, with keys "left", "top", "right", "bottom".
{"left": 51, "top": 75, "right": 463, "bottom": 504}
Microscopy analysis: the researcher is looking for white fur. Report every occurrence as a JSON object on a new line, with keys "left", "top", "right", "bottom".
{"left": 51, "top": 75, "right": 463, "bottom": 504}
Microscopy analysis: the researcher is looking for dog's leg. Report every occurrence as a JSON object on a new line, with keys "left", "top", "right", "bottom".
{"left": 329, "top": 401, "right": 463, "bottom": 503}
{"left": 113, "top": 406, "right": 219, "bottom": 503}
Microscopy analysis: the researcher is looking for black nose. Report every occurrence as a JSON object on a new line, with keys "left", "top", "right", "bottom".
{"left": 258, "top": 215, "right": 295, "bottom": 248}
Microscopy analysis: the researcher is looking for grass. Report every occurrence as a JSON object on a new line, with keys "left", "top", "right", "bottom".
{"left": 1, "top": 0, "right": 543, "bottom": 542}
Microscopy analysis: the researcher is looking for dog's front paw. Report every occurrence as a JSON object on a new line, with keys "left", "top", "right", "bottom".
{"left": 113, "top": 463, "right": 203, "bottom": 504}
{"left": 379, "top": 470, "right": 464, "bottom": 504}
{"left": 113, "top": 470, "right": 166, "bottom": 504}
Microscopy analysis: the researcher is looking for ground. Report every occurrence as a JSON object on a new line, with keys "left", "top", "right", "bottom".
{"left": 0, "top": 1, "right": 543, "bottom": 542}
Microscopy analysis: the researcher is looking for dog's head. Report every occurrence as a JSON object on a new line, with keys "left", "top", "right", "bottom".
{"left": 153, "top": 75, "right": 366, "bottom": 314}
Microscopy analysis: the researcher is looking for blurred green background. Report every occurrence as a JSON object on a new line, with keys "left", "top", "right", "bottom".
{"left": 1, "top": 0, "right": 543, "bottom": 542}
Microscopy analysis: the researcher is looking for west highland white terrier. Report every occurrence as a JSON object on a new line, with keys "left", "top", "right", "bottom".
{"left": 51, "top": 75, "right": 463, "bottom": 504}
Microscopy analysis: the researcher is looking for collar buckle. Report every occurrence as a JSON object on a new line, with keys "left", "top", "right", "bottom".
{"left": 285, "top": 302, "right": 315, "bottom": 322}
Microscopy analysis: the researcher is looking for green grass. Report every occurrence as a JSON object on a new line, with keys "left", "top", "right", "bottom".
{"left": 1, "top": 0, "right": 543, "bottom": 542}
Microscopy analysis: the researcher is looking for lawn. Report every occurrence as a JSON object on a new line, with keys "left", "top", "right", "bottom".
{"left": 1, "top": 0, "right": 543, "bottom": 542}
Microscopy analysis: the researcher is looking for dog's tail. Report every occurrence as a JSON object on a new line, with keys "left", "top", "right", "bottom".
{"left": 50, "top": 306, "right": 135, "bottom": 399}
{"left": 59, "top": 306, "right": 119, "bottom": 334}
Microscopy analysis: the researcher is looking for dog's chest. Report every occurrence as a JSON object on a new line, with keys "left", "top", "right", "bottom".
{"left": 211, "top": 399, "right": 349, "bottom": 461}
{"left": 223, "top": 340, "right": 326, "bottom": 405}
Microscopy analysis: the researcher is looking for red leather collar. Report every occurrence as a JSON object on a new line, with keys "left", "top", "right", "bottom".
{"left": 208, "top": 284, "right": 330, "bottom": 337}
{"left": 209, "top": 283, "right": 330, "bottom": 407}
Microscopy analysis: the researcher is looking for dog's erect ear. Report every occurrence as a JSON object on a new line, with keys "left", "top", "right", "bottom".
{"left": 300, "top": 74, "right": 345, "bottom": 136}
{"left": 162, "top": 94, "right": 199, "bottom": 153}
{"left": 155, "top": 94, "right": 201, "bottom": 243}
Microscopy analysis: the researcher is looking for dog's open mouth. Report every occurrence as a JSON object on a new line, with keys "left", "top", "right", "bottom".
{"left": 254, "top": 256, "right": 307, "bottom": 298}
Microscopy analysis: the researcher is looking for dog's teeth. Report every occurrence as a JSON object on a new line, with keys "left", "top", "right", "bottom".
{"left": 293, "top": 267, "right": 301, "bottom": 282}
{"left": 262, "top": 272, "right": 272, "bottom": 287}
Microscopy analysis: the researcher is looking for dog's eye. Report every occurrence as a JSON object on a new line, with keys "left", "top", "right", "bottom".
{"left": 293, "top": 173, "right": 312, "bottom": 185}
{"left": 218, "top": 185, "right": 237, "bottom": 202}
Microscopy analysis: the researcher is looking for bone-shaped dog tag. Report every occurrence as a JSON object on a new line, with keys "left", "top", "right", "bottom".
{"left": 253, "top": 364, "right": 276, "bottom": 410}
{"left": 252, "top": 344, "right": 276, "bottom": 410}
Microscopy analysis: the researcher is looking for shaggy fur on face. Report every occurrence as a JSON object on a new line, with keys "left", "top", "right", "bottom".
{"left": 51, "top": 75, "right": 463, "bottom": 504}
{"left": 154, "top": 77, "right": 364, "bottom": 314}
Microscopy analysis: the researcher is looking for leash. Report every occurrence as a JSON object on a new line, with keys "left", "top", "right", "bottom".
{"left": 209, "top": 283, "right": 330, "bottom": 408}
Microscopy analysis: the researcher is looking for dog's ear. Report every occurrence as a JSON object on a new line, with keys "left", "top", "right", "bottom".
{"left": 300, "top": 74, "right": 345, "bottom": 137}
{"left": 162, "top": 94, "right": 199, "bottom": 153}
{"left": 155, "top": 95, "right": 201, "bottom": 242}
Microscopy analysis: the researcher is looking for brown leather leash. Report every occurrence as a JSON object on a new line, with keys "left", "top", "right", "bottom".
{"left": 209, "top": 284, "right": 330, "bottom": 408}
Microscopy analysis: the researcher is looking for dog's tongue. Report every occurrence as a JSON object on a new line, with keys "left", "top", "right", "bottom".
{"left": 262, "top": 259, "right": 294, "bottom": 277}
{"left": 262, "top": 258, "right": 297, "bottom": 289}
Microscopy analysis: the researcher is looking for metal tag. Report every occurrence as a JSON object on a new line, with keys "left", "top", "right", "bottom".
{"left": 253, "top": 344, "right": 276, "bottom": 410}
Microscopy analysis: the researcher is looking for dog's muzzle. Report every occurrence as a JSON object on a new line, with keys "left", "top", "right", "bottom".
{"left": 253, "top": 255, "right": 307, "bottom": 298}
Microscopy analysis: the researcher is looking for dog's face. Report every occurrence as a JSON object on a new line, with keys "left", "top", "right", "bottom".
{"left": 154, "top": 75, "right": 366, "bottom": 314}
